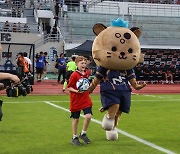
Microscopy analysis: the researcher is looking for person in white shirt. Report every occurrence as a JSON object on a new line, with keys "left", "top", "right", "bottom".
{"left": 23, "top": 52, "right": 32, "bottom": 73}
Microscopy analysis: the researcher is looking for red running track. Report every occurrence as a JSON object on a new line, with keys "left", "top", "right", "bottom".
{"left": 0, "top": 80, "right": 179, "bottom": 95}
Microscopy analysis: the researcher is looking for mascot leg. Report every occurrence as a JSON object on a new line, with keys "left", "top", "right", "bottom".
{"left": 0, "top": 100, "right": 3, "bottom": 121}
{"left": 105, "top": 111, "right": 122, "bottom": 141}
{"left": 102, "top": 104, "right": 119, "bottom": 130}
{"left": 114, "top": 110, "right": 122, "bottom": 127}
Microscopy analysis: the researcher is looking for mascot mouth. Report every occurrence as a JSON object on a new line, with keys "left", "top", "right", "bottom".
{"left": 119, "top": 52, "right": 127, "bottom": 59}
{"left": 119, "top": 55, "right": 127, "bottom": 59}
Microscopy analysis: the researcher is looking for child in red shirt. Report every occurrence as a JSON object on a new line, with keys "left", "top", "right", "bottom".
{"left": 68, "top": 56, "right": 93, "bottom": 146}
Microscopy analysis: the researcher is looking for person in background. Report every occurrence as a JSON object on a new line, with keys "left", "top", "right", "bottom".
{"left": 57, "top": 53, "right": 66, "bottom": 84}
{"left": 150, "top": 63, "right": 158, "bottom": 84}
{"left": 35, "top": 52, "right": 44, "bottom": 82}
{"left": 43, "top": 52, "right": 49, "bottom": 80}
{"left": 167, "top": 63, "right": 176, "bottom": 84}
{"left": 158, "top": 63, "right": 168, "bottom": 83}
{"left": 17, "top": 22, "right": 21, "bottom": 32}
{"left": 134, "top": 63, "right": 143, "bottom": 82}
{"left": 54, "top": 55, "right": 59, "bottom": 74}
{"left": 143, "top": 64, "right": 150, "bottom": 83}
{"left": 62, "top": 56, "right": 77, "bottom": 92}
{"left": 24, "top": 52, "right": 32, "bottom": 73}
{"left": 67, "top": 56, "right": 93, "bottom": 146}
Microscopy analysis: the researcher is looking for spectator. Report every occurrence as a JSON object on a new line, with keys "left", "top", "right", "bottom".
{"left": 17, "top": 22, "right": 21, "bottom": 32}
{"left": 12, "top": 23, "right": 17, "bottom": 32}
{"left": 62, "top": 3, "right": 68, "bottom": 17}
{"left": 134, "top": 63, "right": 143, "bottom": 81}
{"left": 158, "top": 63, "right": 168, "bottom": 83}
{"left": 150, "top": 63, "right": 158, "bottom": 83}
{"left": 3, "top": 21, "right": 10, "bottom": 32}
{"left": 23, "top": 23, "right": 29, "bottom": 33}
{"left": 30, "top": 0, "right": 34, "bottom": 8}
{"left": 57, "top": 53, "right": 66, "bottom": 84}
{"left": 46, "top": 24, "right": 51, "bottom": 34}
{"left": 143, "top": 64, "right": 150, "bottom": 82}
{"left": 17, "top": 7, "right": 21, "bottom": 17}
{"left": 55, "top": 2, "right": 60, "bottom": 17}
{"left": 82, "top": 0, "right": 87, "bottom": 12}
{"left": 12, "top": 7, "right": 16, "bottom": 17}
{"left": 35, "top": 52, "right": 44, "bottom": 82}
{"left": 167, "top": 63, "right": 176, "bottom": 84}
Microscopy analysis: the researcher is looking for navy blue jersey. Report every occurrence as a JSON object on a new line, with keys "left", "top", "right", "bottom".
{"left": 96, "top": 66, "right": 136, "bottom": 91}
{"left": 36, "top": 56, "right": 44, "bottom": 68}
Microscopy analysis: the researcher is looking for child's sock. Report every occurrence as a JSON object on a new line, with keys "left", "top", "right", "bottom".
{"left": 73, "top": 134, "right": 78, "bottom": 139}
{"left": 81, "top": 130, "right": 86, "bottom": 135}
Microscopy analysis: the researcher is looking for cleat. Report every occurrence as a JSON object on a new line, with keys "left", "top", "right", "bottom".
{"left": 71, "top": 137, "right": 82, "bottom": 146}
{"left": 79, "top": 133, "right": 90, "bottom": 144}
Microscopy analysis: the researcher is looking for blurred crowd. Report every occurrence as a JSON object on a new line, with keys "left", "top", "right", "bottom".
{"left": 134, "top": 63, "right": 179, "bottom": 84}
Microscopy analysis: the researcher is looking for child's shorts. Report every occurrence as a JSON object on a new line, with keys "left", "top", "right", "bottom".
{"left": 70, "top": 107, "right": 92, "bottom": 119}
{"left": 100, "top": 90, "right": 131, "bottom": 113}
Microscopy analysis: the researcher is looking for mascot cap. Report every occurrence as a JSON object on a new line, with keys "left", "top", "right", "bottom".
{"left": 110, "top": 18, "right": 128, "bottom": 28}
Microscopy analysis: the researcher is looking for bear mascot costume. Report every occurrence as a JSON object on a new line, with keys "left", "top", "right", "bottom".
{"left": 88, "top": 18, "right": 147, "bottom": 140}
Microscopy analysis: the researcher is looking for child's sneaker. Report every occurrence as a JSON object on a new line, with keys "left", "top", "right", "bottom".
{"left": 79, "top": 133, "right": 90, "bottom": 144}
{"left": 71, "top": 137, "right": 82, "bottom": 146}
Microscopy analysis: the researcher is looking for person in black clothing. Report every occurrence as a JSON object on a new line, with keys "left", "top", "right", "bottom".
{"left": 167, "top": 63, "right": 176, "bottom": 84}
{"left": 143, "top": 64, "right": 150, "bottom": 82}
{"left": 134, "top": 63, "right": 143, "bottom": 81}
{"left": 158, "top": 63, "right": 168, "bottom": 83}
{"left": 46, "top": 24, "right": 51, "bottom": 34}
{"left": 150, "top": 63, "right": 158, "bottom": 83}
{"left": 55, "top": 2, "right": 60, "bottom": 17}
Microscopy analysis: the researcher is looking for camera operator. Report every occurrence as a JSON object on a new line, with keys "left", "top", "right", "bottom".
{"left": 0, "top": 43, "right": 20, "bottom": 121}
{"left": 15, "top": 52, "right": 29, "bottom": 79}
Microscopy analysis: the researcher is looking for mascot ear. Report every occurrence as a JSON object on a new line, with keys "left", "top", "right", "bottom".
{"left": 93, "top": 24, "right": 107, "bottom": 36}
{"left": 130, "top": 27, "right": 142, "bottom": 39}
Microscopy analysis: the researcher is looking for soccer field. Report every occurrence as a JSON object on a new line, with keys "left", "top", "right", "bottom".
{"left": 0, "top": 94, "right": 179, "bottom": 154}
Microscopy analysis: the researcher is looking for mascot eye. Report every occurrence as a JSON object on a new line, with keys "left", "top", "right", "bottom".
{"left": 111, "top": 46, "right": 117, "bottom": 52}
{"left": 124, "top": 33, "right": 131, "bottom": 39}
{"left": 115, "top": 33, "right": 121, "bottom": 38}
{"left": 128, "top": 48, "right": 133, "bottom": 53}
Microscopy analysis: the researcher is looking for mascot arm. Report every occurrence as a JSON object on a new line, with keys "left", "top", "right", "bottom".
{"left": 130, "top": 78, "right": 147, "bottom": 90}
{"left": 88, "top": 66, "right": 108, "bottom": 93}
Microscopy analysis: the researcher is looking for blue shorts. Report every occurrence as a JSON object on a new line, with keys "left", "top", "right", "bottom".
{"left": 100, "top": 90, "right": 131, "bottom": 113}
{"left": 70, "top": 107, "right": 92, "bottom": 119}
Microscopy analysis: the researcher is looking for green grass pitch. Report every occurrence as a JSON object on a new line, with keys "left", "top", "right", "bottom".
{"left": 0, "top": 94, "right": 179, "bottom": 154}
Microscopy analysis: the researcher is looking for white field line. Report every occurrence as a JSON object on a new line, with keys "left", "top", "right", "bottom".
{"left": 4, "top": 98, "right": 180, "bottom": 104}
{"left": 43, "top": 101, "right": 176, "bottom": 154}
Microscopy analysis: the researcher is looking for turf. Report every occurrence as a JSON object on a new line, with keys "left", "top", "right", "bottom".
{"left": 0, "top": 94, "right": 179, "bottom": 154}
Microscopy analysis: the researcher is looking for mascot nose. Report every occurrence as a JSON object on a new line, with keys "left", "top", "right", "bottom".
{"left": 120, "top": 39, "right": 125, "bottom": 44}
{"left": 120, "top": 52, "right": 125, "bottom": 56}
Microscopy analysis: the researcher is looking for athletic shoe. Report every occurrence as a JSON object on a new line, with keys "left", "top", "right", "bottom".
{"left": 62, "top": 89, "right": 65, "bottom": 93}
{"left": 79, "top": 133, "right": 90, "bottom": 144}
{"left": 71, "top": 137, "right": 82, "bottom": 146}
{"left": 44, "top": 77, "right": 48, "bottom": 80}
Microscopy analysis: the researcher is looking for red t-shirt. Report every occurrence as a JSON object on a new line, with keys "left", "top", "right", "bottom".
{"left": 68, "top": 70, "right": 92, "bottom": 112}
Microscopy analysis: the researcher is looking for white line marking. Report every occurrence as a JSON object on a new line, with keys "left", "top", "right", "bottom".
{"left": 4, "top": 98, "right": 180, "bottom": 104}
{"left": 43, "top": 101, "right": 176, "bottom": 154}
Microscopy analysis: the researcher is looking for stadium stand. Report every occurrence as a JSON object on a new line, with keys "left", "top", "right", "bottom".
{"left": 0, "top": 0, "right": 179, "bottom": 83}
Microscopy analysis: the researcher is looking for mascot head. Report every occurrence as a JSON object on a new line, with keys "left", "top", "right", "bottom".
{"left": 92, "top": 18, "right": 144, "bottom": 71}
